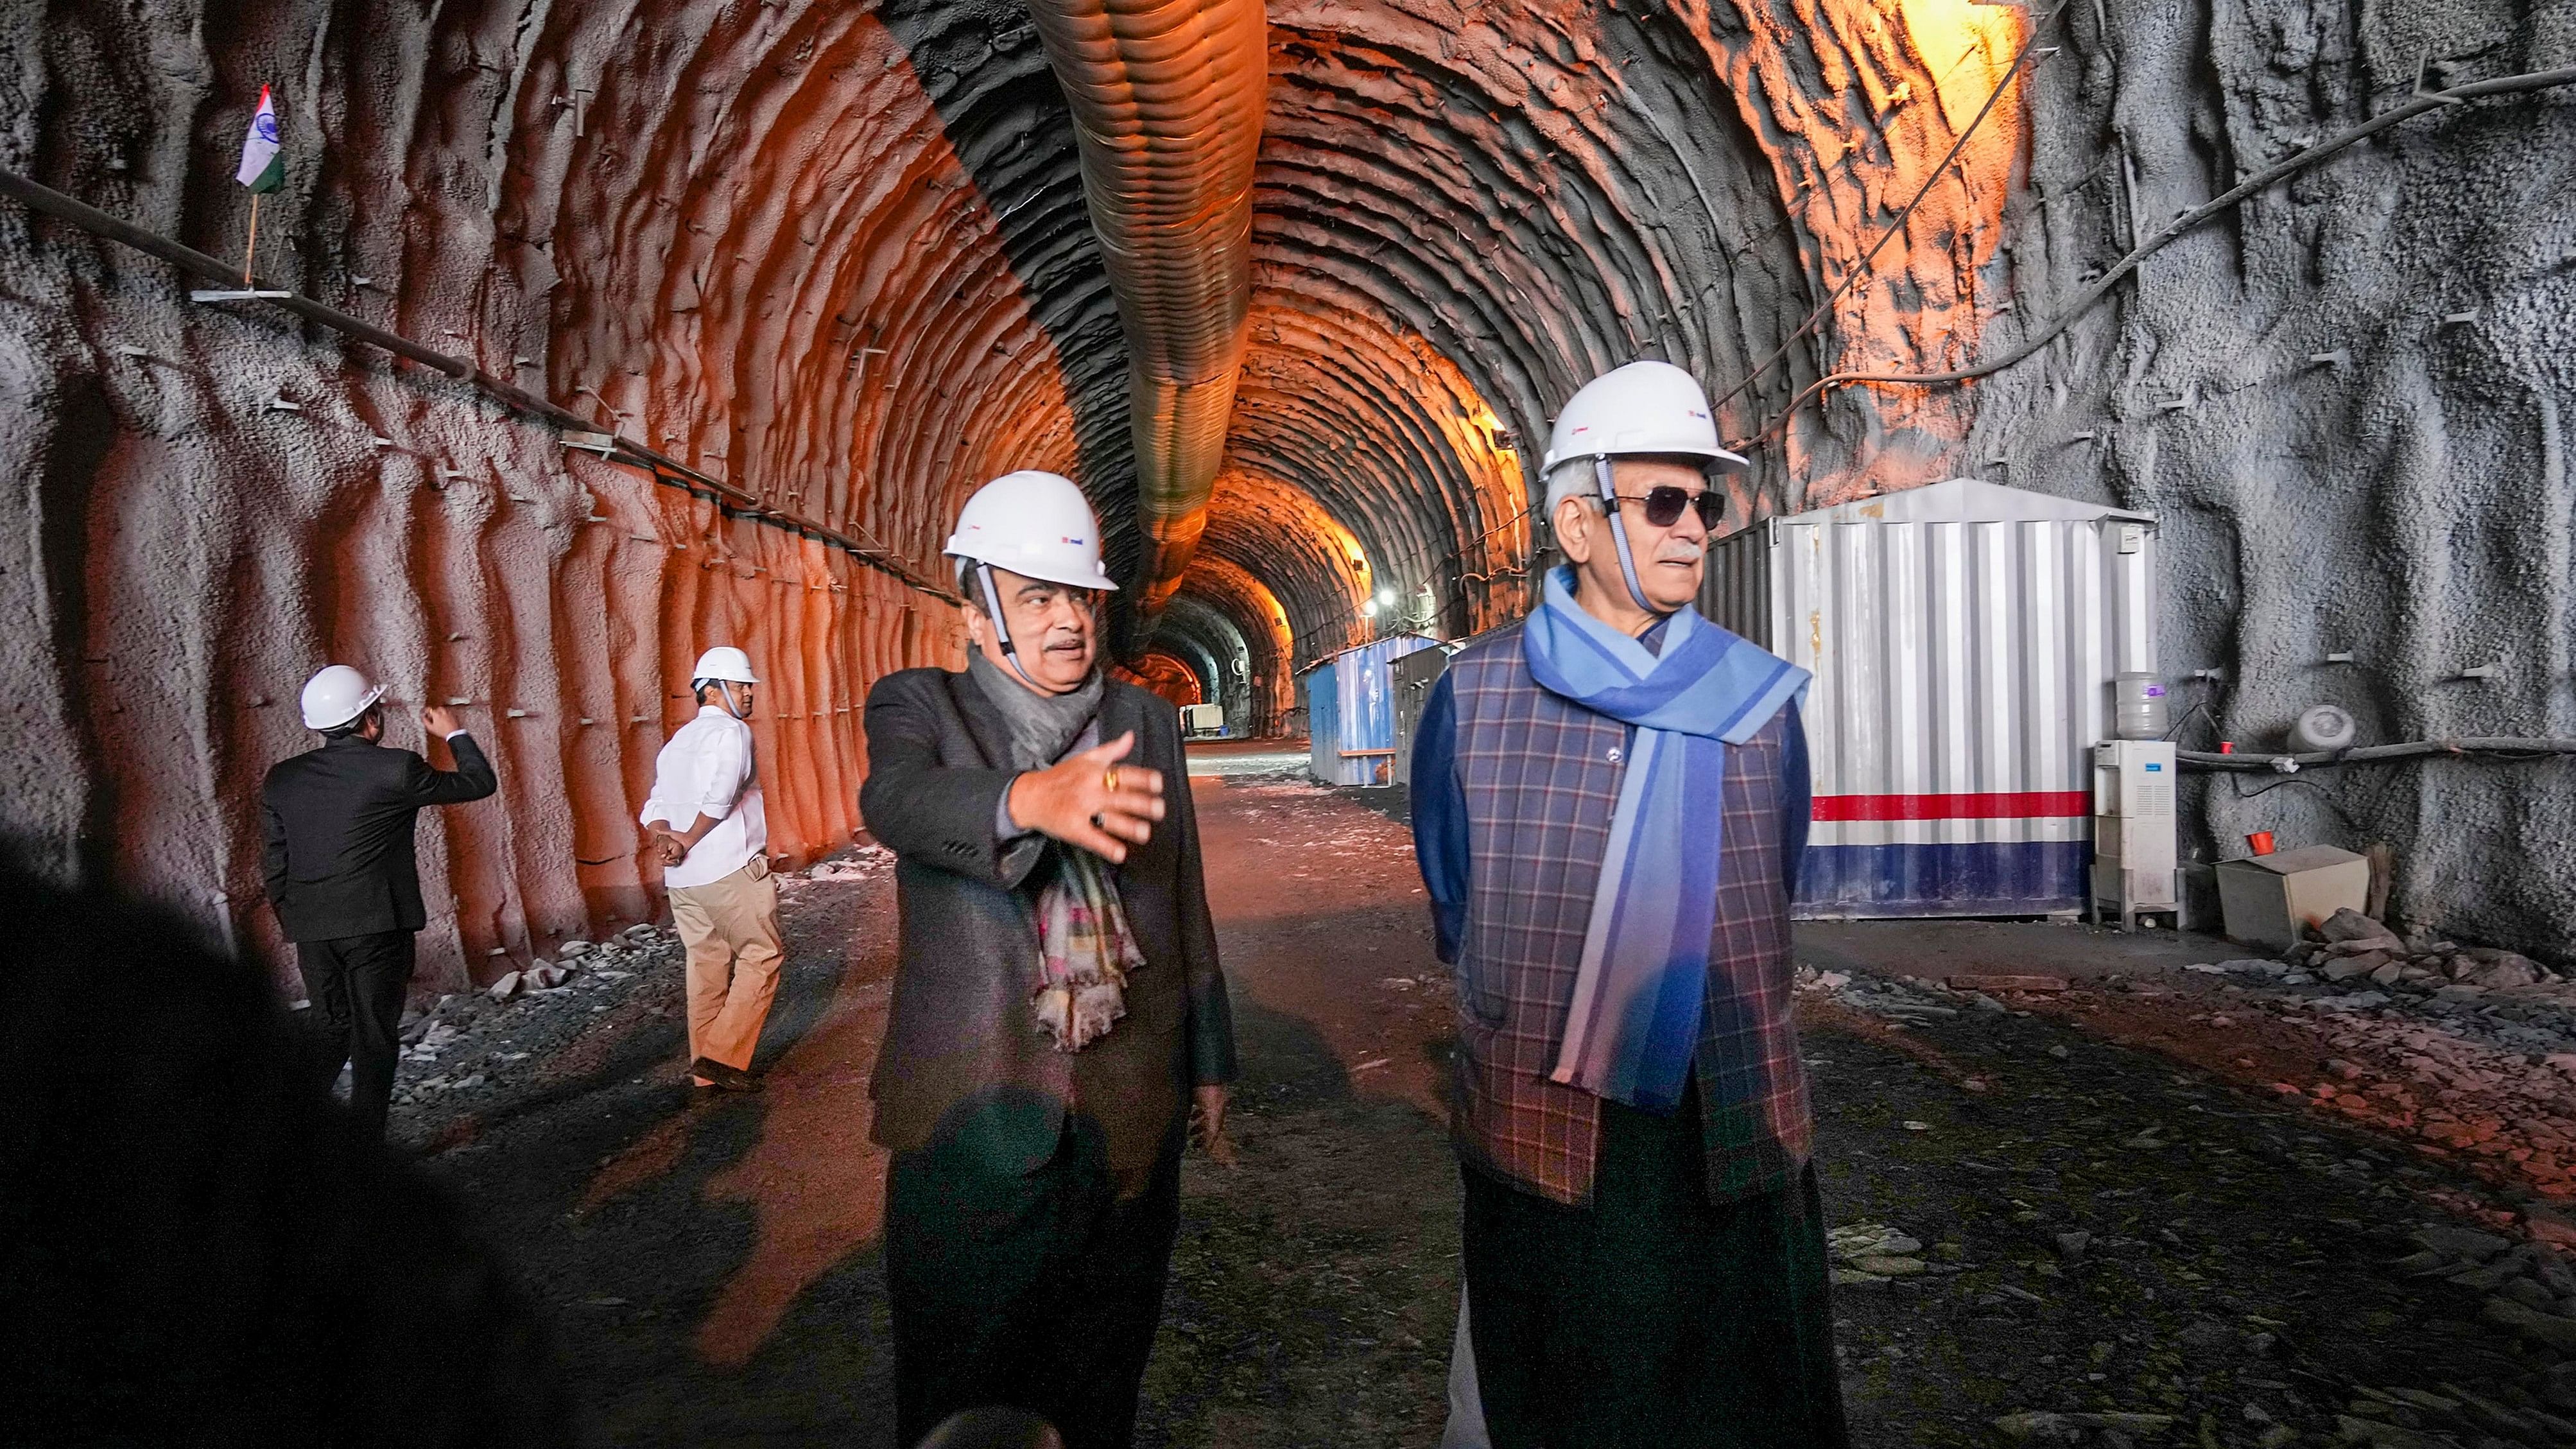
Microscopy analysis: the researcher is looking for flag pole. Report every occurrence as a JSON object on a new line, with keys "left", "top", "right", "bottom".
{"left": 243, "top": 192, "right": 261, "bottom": 287}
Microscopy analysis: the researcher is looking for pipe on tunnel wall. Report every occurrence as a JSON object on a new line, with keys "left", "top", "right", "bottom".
{"left": 1017, "top": 0, "right": 1267, "bottom": 632}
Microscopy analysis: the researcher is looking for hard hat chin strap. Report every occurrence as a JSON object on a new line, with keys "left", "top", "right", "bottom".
{"left": 976, "top": 561, "right": 1046, "bottom": 691}
{"left": 1595, "top": 456, "right": 1656, "bottom": 614}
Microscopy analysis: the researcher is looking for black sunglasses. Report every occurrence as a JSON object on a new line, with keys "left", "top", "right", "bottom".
{"left": 1611, "top": 486, "right": 1723, "bottom": 530}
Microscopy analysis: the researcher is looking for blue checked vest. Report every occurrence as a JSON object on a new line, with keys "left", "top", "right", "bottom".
{"left": 1445, "top": 621, "right": 1813, "bottom": 1206}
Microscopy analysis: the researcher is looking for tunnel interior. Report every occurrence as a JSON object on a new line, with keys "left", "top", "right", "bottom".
{"left": 4, "top": 0, "right": 2574, "bottom": 989}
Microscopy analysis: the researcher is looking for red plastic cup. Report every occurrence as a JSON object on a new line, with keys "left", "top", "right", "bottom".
{"left": 2246, "top": 831, "right": 2276, "bottom": 856}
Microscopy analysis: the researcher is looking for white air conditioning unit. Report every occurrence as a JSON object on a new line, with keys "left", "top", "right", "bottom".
{"left": 2091, "top": 740, "right": 2181, "bottom": 930}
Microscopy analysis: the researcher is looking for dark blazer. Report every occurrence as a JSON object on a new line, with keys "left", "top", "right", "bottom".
{"left": 260, "top": 733, "right": 497, "bottom": 943}
{"left": 860, "top": 668, "right": 1237, "bottom": 1195}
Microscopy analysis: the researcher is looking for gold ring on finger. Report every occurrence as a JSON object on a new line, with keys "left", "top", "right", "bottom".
{"left": 1105, "top": 767, "right": 1119, "bottom": 793}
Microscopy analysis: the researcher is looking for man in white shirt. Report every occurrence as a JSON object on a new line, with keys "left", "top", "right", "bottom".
{"left": 639, "top": 645, "right": 781, "bottom": 1093}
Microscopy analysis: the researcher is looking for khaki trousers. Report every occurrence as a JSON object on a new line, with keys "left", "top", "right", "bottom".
{"left": 667, "top": 860, "right": 784, "bottom": 1072}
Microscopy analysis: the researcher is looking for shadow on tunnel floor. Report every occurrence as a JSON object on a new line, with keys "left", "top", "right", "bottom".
{"left": 416, "top": 900, "right": 1462, "bottom": 1449}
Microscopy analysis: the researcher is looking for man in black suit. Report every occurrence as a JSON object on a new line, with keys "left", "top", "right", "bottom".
{"left": 861, "top": 471, "right": 1237, "bottom": 1449}
{"left": 261, "top": 664, "right": 497, "bottom": 1140}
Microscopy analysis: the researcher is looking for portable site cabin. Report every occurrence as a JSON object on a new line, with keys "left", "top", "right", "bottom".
{"left": 1301, "top": 634, "right": 1442, "bottom": 786}
{"left": 1389, "top": 642, "right": 1458, "bottom": 786}
{"left": 1704, "top": 478, "right": 2159, "bottom": 918}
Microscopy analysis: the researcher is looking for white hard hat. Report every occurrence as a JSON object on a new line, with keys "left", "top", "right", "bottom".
{"left": 300, "top": 664, "right": 385, "bottom": 731}
{"left": 1539, "top": 360, "right": 1750, "bottom": 485}
{"left": 942, "top": 471, "right": 1119, "bottom": 592}
{"left": 691, "top": 646, "right": 759, "bottom": 684}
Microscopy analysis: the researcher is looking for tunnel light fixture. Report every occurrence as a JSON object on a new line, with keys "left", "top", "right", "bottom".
{"left": 1376, "top": 588, "right": 1397, "bottom": 607}
{"left": 1361, "top": 600, "right": 1380, "bottom": 619}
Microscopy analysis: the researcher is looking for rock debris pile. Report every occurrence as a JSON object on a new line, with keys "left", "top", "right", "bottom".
{"left": 2172, "top": 910, "right": 2576, "bottom": 1202}
{"left": 390, "top": 922, "right": 682, "bottom": 1114}
{"left": 2372, "top": 1219, "right": 2576, "bottom": 1414}
{"left": 1828, "top": 1222, "right": 1954, "bottom": 1287}
{"left": 2273, "top": 909, "right": 2563, "bottom": 1005}
{"left": 788, "top": 843, "right": 895, "bottom": 887}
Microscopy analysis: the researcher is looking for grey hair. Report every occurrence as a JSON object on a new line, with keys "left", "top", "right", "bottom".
{"left": 1543, "top": 458, "right": 1606, "bottom": 520}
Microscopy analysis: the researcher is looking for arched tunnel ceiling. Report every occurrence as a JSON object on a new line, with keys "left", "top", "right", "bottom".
{"left": 503, "top": 0, "right": 2027, "bottom": 674}
{"left": 29, "top": 0, "right": 2036, "bottom": 688}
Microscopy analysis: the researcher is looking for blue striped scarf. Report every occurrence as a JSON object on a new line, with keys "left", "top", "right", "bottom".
{"left": 1522, "top": 566, "right": 1808, "bottom": 1111}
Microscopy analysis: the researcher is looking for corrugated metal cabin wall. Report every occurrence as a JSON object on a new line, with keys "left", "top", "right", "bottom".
{"left": 1703, "top": 527, "right": 1772, "bottom": 648}
{"left": 1782, "top": 516, "right": 2128, "bottom": 809}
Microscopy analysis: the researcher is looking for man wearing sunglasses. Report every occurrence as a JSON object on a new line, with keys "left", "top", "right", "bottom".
{"left": 1413, "top": 360, "right": 1847, "bottom": 1447}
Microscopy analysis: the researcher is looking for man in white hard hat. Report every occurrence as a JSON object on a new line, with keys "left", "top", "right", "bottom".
{"left": 1411, "top": 361, "right": 1847, "bottom": 1446}
{"left": 861, "top": 470, "right": 1238, "bottom": 1449}
{"left": 261, "top": 666, "right": 496, "bottom": 1141}
{"left": 639, "top": 645, "right": 781, "bottom": 1093}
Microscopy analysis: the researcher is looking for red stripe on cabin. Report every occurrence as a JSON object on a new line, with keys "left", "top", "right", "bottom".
{"left": 1810, "top": 791, "right": 2092, "bottom": 822}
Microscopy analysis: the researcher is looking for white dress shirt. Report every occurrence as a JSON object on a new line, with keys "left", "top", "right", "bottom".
{"left": 640, "top": 706, "right": 766, "bottom": 890}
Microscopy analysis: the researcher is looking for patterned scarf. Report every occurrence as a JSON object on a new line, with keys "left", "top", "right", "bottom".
{"left": 967, "top": 652, "right": 1145, "bottom": 1052}
{"left": 1521, "top": 566, "right": 1808, "bottom": 1110}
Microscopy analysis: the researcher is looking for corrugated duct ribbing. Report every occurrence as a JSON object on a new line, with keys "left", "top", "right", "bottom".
{"left": 1019, "top": 0, "right": 1268, "bottom": 630}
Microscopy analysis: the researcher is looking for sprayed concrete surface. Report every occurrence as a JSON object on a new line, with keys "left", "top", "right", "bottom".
{"left": 381, "top": 770, "right": 2576, "bottom": 1446}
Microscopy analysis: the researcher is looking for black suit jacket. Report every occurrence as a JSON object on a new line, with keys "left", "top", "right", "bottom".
{"left": 860, "top": 668, "right": 1236, "bottom": 1194}
{"left": 260, "top": 733, "right": 497, "bottom": 942}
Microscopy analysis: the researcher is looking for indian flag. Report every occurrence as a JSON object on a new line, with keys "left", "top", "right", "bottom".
{"left": 236, "top": 85, "right": 283, "bottom": 193}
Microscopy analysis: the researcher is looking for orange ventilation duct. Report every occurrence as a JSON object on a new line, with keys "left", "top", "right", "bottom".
{"left": 1019, "top": 0, "right": 1267, "bottom": 634}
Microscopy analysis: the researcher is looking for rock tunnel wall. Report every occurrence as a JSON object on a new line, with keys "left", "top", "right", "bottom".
{"left": 3, "top": 0, "right": 2572, "bottom": 969}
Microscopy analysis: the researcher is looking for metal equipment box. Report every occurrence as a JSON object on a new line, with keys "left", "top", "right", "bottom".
{"left": 2214, "top": 846, "right": 2370, "bottom": 953}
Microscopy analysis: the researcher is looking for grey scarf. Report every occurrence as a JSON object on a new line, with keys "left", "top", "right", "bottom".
{"left": 967, "top": 651, "right": 1142, "bottom": 1051}
{"left": 968, "top": 650, "right": 1104, "bottom": 770}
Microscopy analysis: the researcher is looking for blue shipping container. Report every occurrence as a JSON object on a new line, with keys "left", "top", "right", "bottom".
{"left": 1302, "top": 661, "right": 1339, "bottom": 785}
{"left": 1306, "top": 635, "right": 1440, "bottom": 785}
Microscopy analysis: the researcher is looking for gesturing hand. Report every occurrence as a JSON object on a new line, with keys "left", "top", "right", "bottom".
{"left": 422, "top": 703, "right": 463, "bottom": 738}
{"left": 1005, "top": 731, "right": 1165, "bottom": 863}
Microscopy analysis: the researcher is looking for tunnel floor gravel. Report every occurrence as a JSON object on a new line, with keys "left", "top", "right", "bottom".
{"left": 402, "top": 773, "right": 2576, "bottom": 1448}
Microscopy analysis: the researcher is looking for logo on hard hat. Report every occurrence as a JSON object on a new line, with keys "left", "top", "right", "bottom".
{"left": 1061, "top": 536, "right": 1085, "bottom": 546}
